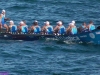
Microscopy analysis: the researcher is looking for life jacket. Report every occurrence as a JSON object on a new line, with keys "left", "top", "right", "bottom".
{"left": 21, "top": 25, "right": 28, "bottom": 33}
{"left": 34, "top": 26, "right": 41, "bottom": 34}
{"left": 46, "top": 25, "right": 53, "bottom": 34}
{"left": 71, "top": 27, "right": 77, "bottom": 34}
{"left": 89, "top": 25, "right": 95, "bottom": 31}
{"left": 59, "top": 26, "right": 65, "bottom": 34}
{"left": 10, "top": 25, "right": 17, "bottom": 32}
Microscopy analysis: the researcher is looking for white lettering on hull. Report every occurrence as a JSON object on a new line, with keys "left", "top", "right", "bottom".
{"left": 89, "top": 33, "right": 95, "bottom": 39}
{"left": 54, "top": 36, "right": 80, "bottom": 41}
{"left": 96, "top": 32, "right": 100, "bottom": 34}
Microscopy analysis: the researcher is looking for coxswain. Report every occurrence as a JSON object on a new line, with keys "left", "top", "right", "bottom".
{"left": 87, "top": 21, "right": 95, "bottom": 31}
{"left": 0, "top": 10, "right": 8, "bottom": 31}
{"left": 42, "top": 21, "right": 53, "bottom": 34}
{"left": 31, "top": 20, "right": 41, "bottom": 34}
{"left": 54, "top": 21, "right": 65, "bottom": 34}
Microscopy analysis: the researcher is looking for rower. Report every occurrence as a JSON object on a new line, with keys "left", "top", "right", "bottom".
{"left": 66, "top": 21, "right": 77, "bottom": 35}
{"left": 87, "top": 21, "right": 95, "bottom": 31}
{"left": 81, "top": 22, "right": 88, "bottom": 32}
{"left": 54, "top": 21, "right": 61, "bottom": 34}
{"left": 71, "top": 20, "right": 75, "bottom": 26}
{"left": 0, "top": 14, "right": 2, "bottom": 29}
{"left": 54, "top": 21, "right": 65, "bottom": 34}
{"left": 9, "top": 20, "right": 17, "bottom": 33}
{"left": 0, "top": 10, "right": 8, "bottom": 31}
{"left": 20, "top": 21, "right": 28, "bottom": 33}
{"left": 42, "top": 21, "right": 53, "bottom": 34}
{"left": 71, "top": 23, "right": 77, "bottom": 34}
{"left": 31, "top": 20, "right": 41, "bottom": 34}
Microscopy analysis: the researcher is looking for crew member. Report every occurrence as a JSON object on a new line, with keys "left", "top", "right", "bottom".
{"left": 0, "top": 10, "right": 8, "bottom": 31}
{"left": 31, "top": 20, "right": 41, "bottom": 34}
{"left": 54, "top": 21, "right": 65, "bottom": 34}
{"left": 87, "top": 21, "right": 95, "bottom": 31}
{"left": 80, "top": 22, "right": 88, "bottom": 32}
{"left": 20, "top": 21, "right": 28, "bottom": 33}
{"left": 9, "top": 20, "right": 17, "bottom": 32}
{"left": 66, "top": 20, "right": 77, "bottom": 34}
{"left": 54, "top": 21, "right": 61, "bottom": 33}
{"left": 42, "top": 21, "right": 53, "bottom": 34}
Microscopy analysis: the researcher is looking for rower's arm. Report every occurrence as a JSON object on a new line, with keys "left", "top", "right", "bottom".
{"left": 31, "top": 26, "right": 34, "bottom": 30}
{"left": 41, "top": 26, "right": 44, "bottom": 31}
{"left": 87, "top": 24, "right": 90, "bottom": 29}
{"left": 54, "top": 26, "right": 58, "bottom": 31}
{"left": 4, "top": 18, "right": 10, "bottom": 21}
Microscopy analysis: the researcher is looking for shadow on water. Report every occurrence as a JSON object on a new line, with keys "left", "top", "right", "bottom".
{"left": 56, "top": 41, "right": 67, "bottom": 45}
{"left": 42, "top": 46, "right": 56, "bottom": 51}
{"left": 39, "top": 39, "right": 100, "bottom": 53}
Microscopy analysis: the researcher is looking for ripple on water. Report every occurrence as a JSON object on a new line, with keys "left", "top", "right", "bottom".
{"left": 0, "top": 0, "right": 100, "bottom": 75}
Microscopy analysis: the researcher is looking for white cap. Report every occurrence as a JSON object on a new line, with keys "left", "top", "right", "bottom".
{"left": 44, "top": 21, "right": 50, "bottom": 25}
{"left": 57, "top": 21, "right": 62, "bottom": 25}
{"left": 2, "top": 9, "right": 5, "bottom": 13}
{"left": 69, "top": 23, "right": 74, "bottom": 26}
{"left": 72, "top": 20, "right": 75, "bottom": 24}
{"left": 10, "top": 20, "right": 14, "bottom": 24}
{"left": 34, "top": 20, "right": 38, "bottom": 23}
{"left": 20, "top": 21, "right": 24, "bottom": 24}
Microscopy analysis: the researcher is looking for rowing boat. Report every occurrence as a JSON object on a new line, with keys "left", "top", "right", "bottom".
{"left": 0, "top": 27, "right": 100, "bottom": 44}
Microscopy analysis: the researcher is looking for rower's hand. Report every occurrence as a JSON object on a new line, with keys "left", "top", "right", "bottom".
{"left": 4, "top": 18, "right": 10, "bottom": 21}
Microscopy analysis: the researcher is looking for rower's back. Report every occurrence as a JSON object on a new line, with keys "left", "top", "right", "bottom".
{"left": 70, "top": 23, "right": 77, "bottom": 35}
{"left": 9, "top": 20, "right": 17, "bottom": 33}
{"left": 34, "top": 26, "right": 41, "bottom": 34}
{"left": 89, "top": 25, "right": 95, "bottom": 31}
{"left": 59, "top": 25, "right": 65, "bottom": 34}
{"left": 11, "top": 25, "right": 17, "bottom": 32}
{"left": 21, "top": 25, "right": 28, "bottom": 33}
{"left": 44, "top": 21, "right": 53, "bottom": 34}
{"left": 71, "top": 26, "right": 77, "bottom": 34}
{"left": 56, "top": 21, "right": 65, "bottom": 34}
{"left": 46, "top": 25, "right": 53, "bottom": 34}
{"left": 32, "top": 20, "right": 41, "bottom": 34}
{"left": 19, "top": 21, "right": 28, "bottom": 33}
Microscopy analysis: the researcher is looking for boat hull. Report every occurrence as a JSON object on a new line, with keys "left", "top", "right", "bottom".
{"left": 0, "top": 29, "right": 100, "bottom": 44}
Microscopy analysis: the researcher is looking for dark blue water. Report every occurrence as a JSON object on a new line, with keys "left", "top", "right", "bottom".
{"left": 0, "top": 0, "right": 100, "bottom": 75}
